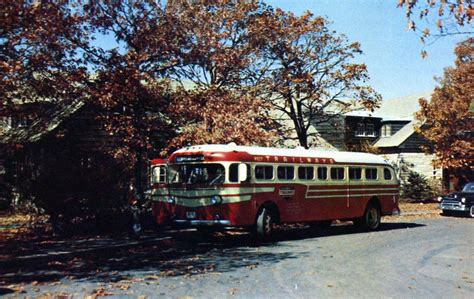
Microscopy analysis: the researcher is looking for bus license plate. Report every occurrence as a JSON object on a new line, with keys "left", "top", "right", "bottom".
{"left": 186, "top": 211, "right": 196, "bottom": 219}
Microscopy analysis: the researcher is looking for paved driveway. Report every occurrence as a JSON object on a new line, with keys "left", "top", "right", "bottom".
{"left": 1, "top": 217, "right": 473, "bottom": 298}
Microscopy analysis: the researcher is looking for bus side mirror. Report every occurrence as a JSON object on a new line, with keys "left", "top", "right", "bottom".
{"left": 238, "top": 163, "right": 248, "bottom": 182}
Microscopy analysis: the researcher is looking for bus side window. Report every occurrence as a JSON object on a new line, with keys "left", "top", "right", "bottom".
{"left": 152, "top": 166, "right": 167, "bottom": 183}
{"left": 229, "top": 163, "right": 239, "bottom": 182}
{"left": 298, "top": 166, "right": 314, "bottom": 180}
{"left": 230, "top": 163, "right": 251, "bottom": 183}
{"left": 317, "top": 166, "right": 327, "bottom": 180}
{"left": 384, "top": 168, "right": 392, "bottom": 180}
{"left": 277, "top": 166, "right": 295, "bottom": 180}
{"left": 255, "top": 165, "right": 274, "bottom": 180}
{"left": 330, "top": 167, "right": 345, "bottom": 180}
{"left": 159, "top": 166, "right": 167, "bottom": 182}
{"left": 349, "top": 167, "right": 362, "bottom": 180}
{"left": 366, "top": 168, "right": 378, "bottom": 180}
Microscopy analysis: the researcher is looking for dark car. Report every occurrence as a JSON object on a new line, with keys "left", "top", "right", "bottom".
{"left": 439, "top": 182, "right": 474, "bottom": 218}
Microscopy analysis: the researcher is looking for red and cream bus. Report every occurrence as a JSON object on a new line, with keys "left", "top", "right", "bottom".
{"left": 149, "top": 144, "right": 400, "bottom": 238}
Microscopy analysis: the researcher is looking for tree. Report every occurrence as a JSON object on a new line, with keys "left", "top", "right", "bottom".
{"left": 83, "top": 0, "right": 278, "bottom": 187}
{"left": 416, "top": 38, "right": 474, "bottom": 169}
{"left": 164, "top": 1, "right": 277, "bottom": 151}
{"left": 254, "top": 10, "right": 381, "bottom": 148}
{"left": 0, "top": 0, "right": 88, "bottom": 116}
{"left": 81, "top": 0, "right": 180, "bottom": 192}
{"left": 398, "top": 0, "right": 474, "bottom": 53}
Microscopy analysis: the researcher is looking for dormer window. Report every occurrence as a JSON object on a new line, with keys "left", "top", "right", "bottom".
{"left": 381, "top": 124, "right": 392, "bottom": 137}
{"left": 355, "top": 122, "right": 376, "bottom": 137}
{"left": 366, "top": 123, "right": 375, "bottom": 136}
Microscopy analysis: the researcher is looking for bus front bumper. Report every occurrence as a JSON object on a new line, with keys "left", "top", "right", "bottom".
{"left": 174, "top": 219, "right": 231, "bottom": 226}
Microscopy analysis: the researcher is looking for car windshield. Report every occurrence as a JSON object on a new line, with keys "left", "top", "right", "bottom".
{"left": 462, "top": 182, "right": 474, "bottom": 192}
{"left": 169, "top": 163, "right": 225, "bottom": 185}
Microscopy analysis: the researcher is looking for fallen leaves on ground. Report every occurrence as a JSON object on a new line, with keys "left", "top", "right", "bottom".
{"left": 87, "top": 287, "right": 115, "bottom": 298}
{"left": 385, "top": 202, "right": 442, "bottom": 221}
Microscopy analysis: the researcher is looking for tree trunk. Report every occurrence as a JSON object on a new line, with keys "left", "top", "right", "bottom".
{"left": 297, "top": 130, "right": 308, "bottom": 149}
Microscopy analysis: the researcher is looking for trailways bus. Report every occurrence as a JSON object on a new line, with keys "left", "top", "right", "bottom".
{"left": 149, "top": 144, "right": 400, "bottom": 238}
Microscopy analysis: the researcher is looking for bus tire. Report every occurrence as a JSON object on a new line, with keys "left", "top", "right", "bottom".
{"left": 356, "top": 203, "right": 381, "bottom": 231}
{"left": 256, "top": 208, "right": 274, "bottom": 239}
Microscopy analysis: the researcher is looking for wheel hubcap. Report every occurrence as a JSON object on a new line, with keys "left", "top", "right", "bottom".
{"left": 265, "top": 215, "right": 272, "bottom": 233}
{"left": 368, "top": 208, "right": 378, "bottom": 227}
{"left": 470, "top": 206, "right": 474, "bottom": 218}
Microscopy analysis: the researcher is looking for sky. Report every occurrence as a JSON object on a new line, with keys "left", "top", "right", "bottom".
{"left": 92, "top": 1, "right": 465, "bottom": 101}
{"left": 265, "top": 0, "right": 465, "bottom": 101}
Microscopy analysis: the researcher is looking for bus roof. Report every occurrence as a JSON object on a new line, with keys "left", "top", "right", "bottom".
{"left": 171, "top": 144, "right": 390, "bottom": 166}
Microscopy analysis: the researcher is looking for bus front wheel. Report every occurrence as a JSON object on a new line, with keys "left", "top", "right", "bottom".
{"left": 355, "top": 203, "right": 381, "bottom": 231}
{"left": 256, "top": 208, "right": 274, "bottom": 239}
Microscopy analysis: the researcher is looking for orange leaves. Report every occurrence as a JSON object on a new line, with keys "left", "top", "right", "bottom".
{"left": 416, "top": 38, "right": 474, "bottom": 169}
{"left": 256, "top": 10, "right": 380, "bottom": 147}
{"left": 399, "top": 0, "right": 473, "bottom": 50}
{"left": 166, "top": 88, "right": 277, "bottom": 152}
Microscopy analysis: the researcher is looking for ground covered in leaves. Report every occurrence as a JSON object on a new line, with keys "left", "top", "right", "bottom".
{"left": 0, "top": 202, "right": 450, "bottom": 297}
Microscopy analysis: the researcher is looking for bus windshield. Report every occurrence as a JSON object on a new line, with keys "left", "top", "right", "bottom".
{"left": 169, "top": 163, "right": 225, "bottom": 185}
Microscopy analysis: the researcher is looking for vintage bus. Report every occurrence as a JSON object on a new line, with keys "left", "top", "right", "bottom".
{"left": 149, "top": 144, "right": 400, "bottom": 238}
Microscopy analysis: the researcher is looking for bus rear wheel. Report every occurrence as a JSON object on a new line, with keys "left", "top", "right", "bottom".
{"left": 355, "top": 203, "right": 381, "bottom": 231}
{"left": 256, "top": 208, "right": 274, "bottom": 239}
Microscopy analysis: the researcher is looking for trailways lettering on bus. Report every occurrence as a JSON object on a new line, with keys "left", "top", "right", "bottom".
{"left": 252, "top": 155, "right": 335, "bottom": 164}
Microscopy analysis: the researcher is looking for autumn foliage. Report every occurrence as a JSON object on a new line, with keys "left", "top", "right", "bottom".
{"left": 0, "top": 1, "right": 87, "bottom": 111}
{"left": 254, "top": 10, "right": 381, "bottom": 148}
{"left": 1, "top": 1, "right": 384, "bottom": 227}
{"left": 416, "top": 38, "right": 474, "bottom": 169}
{"left": 398, "top": 0, "right": 474, "bottom": 54}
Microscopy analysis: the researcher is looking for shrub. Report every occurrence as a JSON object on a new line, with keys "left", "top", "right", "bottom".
{"left": 29, "top": 152, "right": 131, "bottom": 235}
{"left": 402, "top": 171, "right": 434, "bottom": 202}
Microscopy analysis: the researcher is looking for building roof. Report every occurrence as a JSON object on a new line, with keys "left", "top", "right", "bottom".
{"left": 172, "top": 143, "right": 390, "bottom": 165}
{"left": 0, "top": 100, "right": 84, "bottom": 144}
{"left": 375, "top": 93, "right": 431, "bottom": 120}
{"left": 344, "top": 93, "right": 431, "bottom": 122}
{"left": 373, "top": 121, "right": 416, "bottom": 148}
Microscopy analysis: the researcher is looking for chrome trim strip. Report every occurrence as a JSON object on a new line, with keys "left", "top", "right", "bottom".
{"left": 440, "top": 203, "right": 469, "bottom": 211}
{"left": 306, "top": 192, "right": 399, "bottom": 199}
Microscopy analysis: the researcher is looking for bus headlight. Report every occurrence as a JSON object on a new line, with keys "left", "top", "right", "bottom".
{"left": 210, "top": 195, "right": 222, "bottom": 205}
{"left": 461, "top": 197, "right": 466, "bottom": 204}
{"left": 168, "top": 196, "right": 176, "bottom": 204}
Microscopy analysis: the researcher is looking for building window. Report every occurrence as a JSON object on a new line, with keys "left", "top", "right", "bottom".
{"left": 356, "top": 123, "right": 365, "bottom": 136}
{"left": 381, "top": 124, "right": 391, "bottom": 137}
{"left": 355, "top": 122, "right": 377, "bottom": 137}
{"left": 366, "top": 123, "right": 375, "bottom": 136}
{"left": 298, "top": 166, "right": 314, "bottom": 180}
{"left": 277, "top": 166, "right": 295, "bottom": 180}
